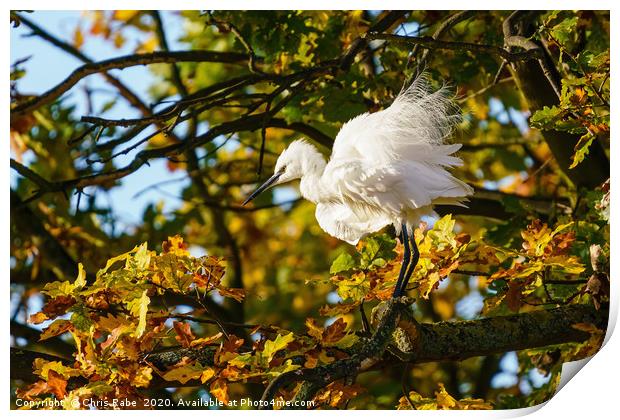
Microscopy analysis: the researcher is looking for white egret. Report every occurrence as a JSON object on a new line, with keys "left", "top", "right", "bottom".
{"left": 243, "top": 75, "right": 473, "bottom": 297}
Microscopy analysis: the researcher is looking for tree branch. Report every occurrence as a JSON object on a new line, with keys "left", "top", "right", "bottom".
{"left": 340, "top": 11, "right": 409, "bottom": 70}
{"left": 270, "top": 303, "right": 606, "bottom": 408}
{"left": 12, "top": 50, "right": 254, "bottom": 116}
{"left": 367, "top": 33, "right": 541, "bottom": 62}
{"left": 391, "top": 303, "right": 606, "bottom": 363}
{"left": 15, "top": 12, "right": 151, "bottom": 115}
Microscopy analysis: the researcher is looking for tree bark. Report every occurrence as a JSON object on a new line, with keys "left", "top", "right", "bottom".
{"left": 392, "top": 303, "right": 607, "bottom": 363}
{"left": 502, "top": 12, "right": 609, "bottom": 189}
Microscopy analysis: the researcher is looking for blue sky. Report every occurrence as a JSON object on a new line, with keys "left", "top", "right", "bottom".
{"left": 11, "top": 11, "right": 192, "bottom": 231}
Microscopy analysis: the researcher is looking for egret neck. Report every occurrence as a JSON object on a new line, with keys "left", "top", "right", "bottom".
{"left": 298, "top": 146, "right": 327, "bottom": 204}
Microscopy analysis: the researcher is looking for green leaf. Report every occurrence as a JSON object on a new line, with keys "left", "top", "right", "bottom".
{"left": 71, "top": 305, "right": 93, "bottom": 332}
{"left": 330, "top": 252, "right": 356, "bottom": 274}
{"left": 42, "top": 262, "right": 87, "bottom": 298}
{"left": 332, "top": 333, "right": 359, "bottom": 349}
{"left": 427, "top": 214, "right": 457, "bottom": 249}
{"left": 322, "top": 89, "right": 367, "bottom": 123}
{"left": 262, "top": 332, "right": 295, "bottom": 363}
{"left": 570, "top": 132, "right": 595, "bottom": 169}
{"left": 551, "top": 16, "right": 579, "bottom": 46}
{"left": 132, "top": 242, "right": 151, "bottom": 271}
{"left": 530, "top": 106, "right": 564, "bottom": 130}
{"left": 97, "top": 245, "right": 140, "bottom": 278}
{"left": 336, "top": 274, "right": 369, "bottom": 301}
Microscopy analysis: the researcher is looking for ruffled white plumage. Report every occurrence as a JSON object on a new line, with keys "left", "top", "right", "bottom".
{"left": 309, "top": 76, "right": 472, "bottom": 244}
{"left": 271, "top": 75, "right": 473, "bottom": 245}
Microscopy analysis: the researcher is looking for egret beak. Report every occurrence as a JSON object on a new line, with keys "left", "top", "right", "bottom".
{"left": 242, "top": 171, "right": 283, "bottom": 206}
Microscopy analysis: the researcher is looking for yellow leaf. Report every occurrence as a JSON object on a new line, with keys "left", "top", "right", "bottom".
{"left": 419, "top": 272, "right": 441, "bottom": 299}
{"left": 133, "top": 366, "right": 153, "bottom": 388}
{"left": 262, "top": 332, "right": 294, "bottom": 363}
{"left": 28, "top": 312, "right": 48, "bottom": 324}
{"left": 33, "top": 360, "right": 81, "bottom": 380}
{"left": 127, "top": 290, "right": 150, "bottom": 338}
{"left": 305, "top": 318, "right": 324, "bottom": 341}
{"left": 97, "top": 244, "right": 142, "bottom": 277}
{"left": 210, "top": 379, "right": 229, "bottom": 404}
{"left": 138, "top": 36, "right": 158, "bottom": 53}
{"left": 162, "top": 235, "right": 189, "bottom": 256}
{"left": 435, "top": 383, "right": 458, "bottom": 409}
{"left": 162, "top": 363, "right": 203, "bottom": 385}
{"left": 200, "top": 367, "right": 216, "bottom": 383}
{"left": 190, "top": 332, "right": 223, "bottom": 347}
{"left": 75, "top": 262, "right": 86, "bottom": 289}
{"left": 73, "top": 27, "right": 84, "bottom": 49}
{"left": 113, "top": 10, "right": 139, "bottom": 21}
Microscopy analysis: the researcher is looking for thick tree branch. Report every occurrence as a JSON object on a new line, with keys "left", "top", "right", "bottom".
{"left": 390, "top": 303, "right": 606, "bottom": 363}
{"left": 259, "top": 301, "right": 605, "bottom": 408}
{"left": 11, "top": 303, "right": 606, "bottom": 397}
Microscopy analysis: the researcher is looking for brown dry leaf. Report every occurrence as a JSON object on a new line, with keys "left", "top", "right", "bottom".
{"left": 322, "top": 318, "right": 347, "bottom": 344}
{"left": 42, "top": 296, "right": 76, "bottom": 318}
{"left": 28, "top": 312, "right": 48, "bottom": 325}
{"left": 16, "top": 380, "right": 52, "bottom": 400}
{"left": 39, "top": 319, "right": 73, "bottom": 341}
{"left": 173, "top": 321, "right": 195, "bottom": 347}
{"left": 216, "top": 287, "right": 245, "bottom": 302}
{"left": 505, "top": 281, "right": 524, "bottom": 312}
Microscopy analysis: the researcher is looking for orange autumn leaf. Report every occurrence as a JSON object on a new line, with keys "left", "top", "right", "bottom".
{"left": 47, "top": 370, "right": 68, "bottom": 400}
{"left": 173, "top": 321, "right": 196, "bottom": 347}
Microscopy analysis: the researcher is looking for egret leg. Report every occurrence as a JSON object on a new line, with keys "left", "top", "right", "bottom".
{"left": 393, "top": 224, "right": 411, "bottom": 298}
{"left": 398, "top": 234, "right": 419, "bottom": 296}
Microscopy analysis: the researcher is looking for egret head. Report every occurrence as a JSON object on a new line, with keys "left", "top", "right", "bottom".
{"left": 242, "top": 140, "right": 322, "bottom": 205}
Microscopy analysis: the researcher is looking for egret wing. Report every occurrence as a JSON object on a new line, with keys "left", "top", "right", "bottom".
{"left": 329, "top": 74, "right": 461, "bottom": 166}
{"left": 323, "top": 159, "right": 472, "bottom": 219}
{"left": 315, "top": 201, "right": 390, "bottom": 245}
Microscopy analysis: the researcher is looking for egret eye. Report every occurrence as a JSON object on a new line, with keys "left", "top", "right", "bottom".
{"left": 279, "top": 165, "right": 287, "bottom": 173}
